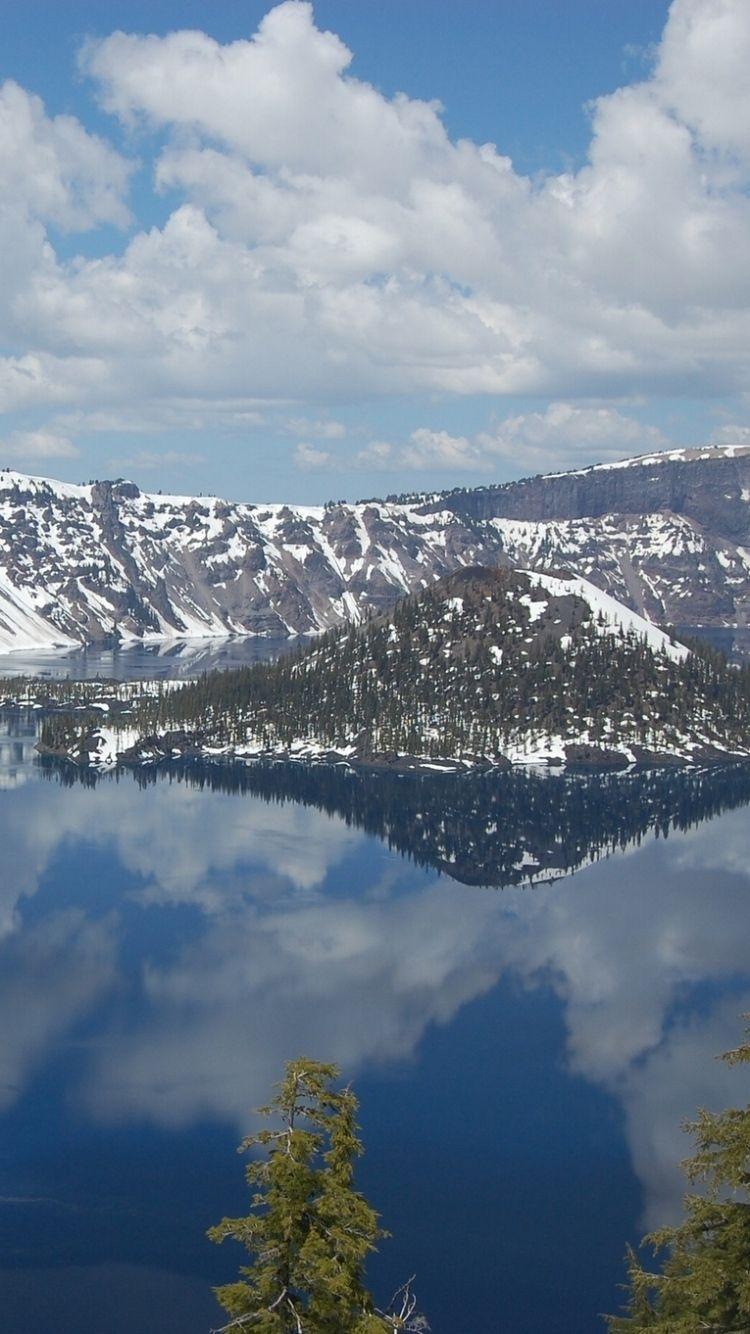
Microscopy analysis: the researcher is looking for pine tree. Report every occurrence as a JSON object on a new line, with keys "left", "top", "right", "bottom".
{"left": 208, "top": 1058, "right": 427, "bottom": 1333}
{"left": 606, "top": 1026, "right": 750, "bottom": 1332}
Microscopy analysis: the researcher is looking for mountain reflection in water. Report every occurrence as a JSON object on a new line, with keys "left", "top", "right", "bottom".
{"left": 0, "top": 722, "right": 748, "bottom": 1333}
{"left": 44, "top": 750, "right": 750, "bottom": 889}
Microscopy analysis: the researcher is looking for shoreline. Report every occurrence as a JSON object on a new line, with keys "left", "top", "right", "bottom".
{"left": 34, "top": 724, "right": 750, "bottom": 776}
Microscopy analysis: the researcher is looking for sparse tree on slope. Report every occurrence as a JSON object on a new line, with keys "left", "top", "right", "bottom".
{"left": 209, "top": 1058, "right": 428, "bottom": 1333}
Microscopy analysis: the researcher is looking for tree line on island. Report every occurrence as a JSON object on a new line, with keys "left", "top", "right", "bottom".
{"left": 37, "top": 566, "right": 750, "bottom": 763}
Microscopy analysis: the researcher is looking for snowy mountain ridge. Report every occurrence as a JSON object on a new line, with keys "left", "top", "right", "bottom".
{"left": 2, "top": 443, "right": 750, "bottom": 651}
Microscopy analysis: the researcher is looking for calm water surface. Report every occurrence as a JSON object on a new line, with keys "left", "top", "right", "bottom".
{"left": 1, "top": 713, "right": 750, "bottom": 1332}
{"left": 0, "top": 636, "right": 294, "bottom": 680}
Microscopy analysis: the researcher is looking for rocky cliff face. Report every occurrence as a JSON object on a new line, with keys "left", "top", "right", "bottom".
{"left": 0, "top": 471, "right": 502, "bottom": 650}
{"left": 0, "top": 444, "right": 749, "bottom": 650}
{"left": 430, "top": 445, "right": 750, "bottom": 630}
{"left": 433, "top": 444, "right": 750, "bottom": 538}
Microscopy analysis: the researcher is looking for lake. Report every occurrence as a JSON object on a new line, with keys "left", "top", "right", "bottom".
{"left": 0, "top": 636, "right": 297, "bottom": 681}
{"left": 1, "top": 709, "right": 750, "bottom": 1332}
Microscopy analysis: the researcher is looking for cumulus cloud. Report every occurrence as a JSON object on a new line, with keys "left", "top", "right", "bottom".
{"left": 294, "top": 440, "right": 331, "bottom": 469}
{"left": 400, "top": 427, "right": 485, "bottom": 471}
{"left": 476, "top": 403, "right": 669, "bottom": 470}
{"left": 655, "top": 0, "right": 750, "bottom": 163}
{"left": 0, "top": 428, "right": 79, "bottom": 460}
{"left": 356, "top": 440, "right": 393, "bottom": 468}
{"left": 108, "top": 448, "right": 205, "bottom": 471}
{"left": 0, "top": 0, "right": 747, "bottom": 474}
{"left": 354, "top": 405, "right": 671, "bottom": 474}
{"left": 0, "top": 80, "right": 131, "bottom": 232}
{"left": 74, "top": 0, "right": 750, "bottom": 396}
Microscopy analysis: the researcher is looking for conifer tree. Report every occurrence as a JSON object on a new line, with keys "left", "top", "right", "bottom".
{"left": 606, "top": 1025, "right": 750, "bottom": 1332}
{"left": 208, "top": 1058, "right": 427, "bottom": 1333}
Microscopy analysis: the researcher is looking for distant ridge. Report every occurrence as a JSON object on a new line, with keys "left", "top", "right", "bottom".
{"left": 0, "top": 444, "right": 750, "bottom": 649}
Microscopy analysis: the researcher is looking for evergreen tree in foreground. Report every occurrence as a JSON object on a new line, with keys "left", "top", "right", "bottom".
{"left": 208, "top": 1059, "right": 428, "bottom": 1333}
{"left": 607, "top": 1026, "right": 750, "bottom": 1331}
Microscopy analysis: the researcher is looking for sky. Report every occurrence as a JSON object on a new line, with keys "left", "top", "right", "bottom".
{"left": 0, "top": 0, "right": 749, "bottom": 502}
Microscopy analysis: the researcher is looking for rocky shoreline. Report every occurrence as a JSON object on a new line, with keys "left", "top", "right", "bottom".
{"left": 34, "top": 722, "right": 750, "bottom": 776}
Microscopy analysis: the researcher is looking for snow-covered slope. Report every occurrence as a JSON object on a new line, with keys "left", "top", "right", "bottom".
{"left": 0, "top": 470, "right": 496, "bottom": 650}
{"left": 1, "top": 444, "right": 750, "bottom": 650}
{"left": 489, "top": 512, "right": 748, "bottom": 630}
{"left": 523, "top": 570, "right": 688, "bottom": 663}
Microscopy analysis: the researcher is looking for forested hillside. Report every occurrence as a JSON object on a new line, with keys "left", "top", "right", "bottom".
{"left": 38, "top": 565, "right": 750, "bottom": 769}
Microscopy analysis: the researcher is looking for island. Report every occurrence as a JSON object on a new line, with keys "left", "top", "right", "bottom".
{"left": 26, "top": 564, "right": 750, "bottom": 772}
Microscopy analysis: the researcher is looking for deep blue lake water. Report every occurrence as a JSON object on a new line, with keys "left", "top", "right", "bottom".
{"left": 1, "top": 709, "right": 750, "bottom": 1332}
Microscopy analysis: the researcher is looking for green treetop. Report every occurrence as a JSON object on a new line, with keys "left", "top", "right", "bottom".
{"left": 208, "top": 1058, "right": 428, "bottom": 1333}
{"left": 607, "top": 1026, "right": 750, "bottom": 1332}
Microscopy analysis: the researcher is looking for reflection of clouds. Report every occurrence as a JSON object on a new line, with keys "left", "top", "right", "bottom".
{"left": 622, "top": 996, "right": 750, "bottom": 1230}
{"left": 94, "top": 784, "right": 359, "bottom": 905}
{"left": 3, "top": 767, "right": 750, "bottom": 1228}
{"left": 0, "top": 782, "right": 99, "bottom": 940}
{"left": 484, "top": 811, "right": 750, "bottom": 1223}
{"left": 0, "top": 718, "right": 37, "bottom": 790}
{"left": 671, "top": 805, "right": 750, "bottom": 879}
{"left": 80, "top": 874, "right": 503, "bottom": 1128}
{"left": 73, "top": 798, "right": 750, "bottom": 1228}
{"left": 0, "top": 910, "right": 117, "bottom": 1109}
{"left": 0, "top": 771, "right": 358, "bottom": 931}
{"left": 499, "top": 839, "right": 750, "bottom": 1086}
{"left": 0, "top": 771, "right": 359, "bottom": 1120}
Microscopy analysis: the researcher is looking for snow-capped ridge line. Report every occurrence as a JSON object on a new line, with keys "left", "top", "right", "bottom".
{"left": 1, "top": 440, "right": 750, "bottom": 651}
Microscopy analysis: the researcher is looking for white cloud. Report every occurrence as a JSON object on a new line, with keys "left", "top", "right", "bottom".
{"left": 0, "top": 354, "right": 108, "bottom": 415}
{"left": 710, "top": 422, "right": 750, "bottom": 445}
{"left": 400, "top": 427, "right": 485, "bottom": 471}
{"left": 0, "top": 79, "right": 131, "bottom": 232}
{"left": 72, "top": 0, "right": 750, "bottom": 402}
{"left": 0, "top": 0, "right": 746, "bottom": 472}
{"left": 108, "top": 449, "right": 205, "bottom": 471}
{"left": 293, "top": 440, "right": 332, "bottom": 470}
{"left": 1, "top": 428, "right": 79, "bottom": 460}
{"left": 356, "top": 440, "right": 392, "bottom": 468}
{"left": 477, "top": 403, "right": 669, "bottom": 470}
{"left": 284, "top": 417, "right": 346, "bottom": 439}
{"left": 362, "top": 404, "right": 671, "bottom": 475}
{"left": 655, "top": 0, "right": 750, "bottom": 163}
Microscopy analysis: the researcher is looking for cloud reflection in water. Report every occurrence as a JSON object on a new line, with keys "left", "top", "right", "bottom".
{"left": 2, "top": 753, "right": 750, "bottom": 1234}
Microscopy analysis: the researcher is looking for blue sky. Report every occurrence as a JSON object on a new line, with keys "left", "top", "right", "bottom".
{"left": 0, "top": 0, "right": 748, "bottom": 502}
